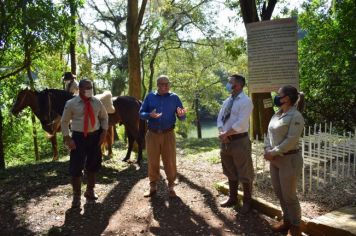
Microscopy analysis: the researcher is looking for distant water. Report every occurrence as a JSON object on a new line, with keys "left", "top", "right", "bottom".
{"left": 188, "top": 120, "right": 218, "bottom": 138}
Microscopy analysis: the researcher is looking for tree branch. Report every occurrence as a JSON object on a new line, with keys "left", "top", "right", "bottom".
{"left": 239, "top": 0, "right": 260, "bottom": 25}
{"left": 0, "top": 64, "right": 27, "bottom": 81}
{"left": 261, "top": 0, "right": 277, "bottom": 21}
{"left": 136, "top": 0, "right": 148, "bottom": 31}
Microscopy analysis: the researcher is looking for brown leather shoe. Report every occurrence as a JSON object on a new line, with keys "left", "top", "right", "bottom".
{"left": 271, "top": 220, "right": 290, "bottom": 232}
{"left": 144, "top": 182, "right": 157, "bottom": 198}
{"left": 287, "top": 224, "right": 301, "bottom": 236}
{"left": 168, "top": 188, "right": 177, "bottom": 198}
{"left": 239, "top": 200, "right": 252, "bottom": 214}
{"left": 220, "top": 180, "right": 238, "bottom": 207}
{"left": 220, "top": 197, "right": 238, "bottom": 207}
{"left": 144, "top": 189, "right": 157, "bottom": 198}
{"left": 84, "top": 190, "right": 98, "bottom": 200}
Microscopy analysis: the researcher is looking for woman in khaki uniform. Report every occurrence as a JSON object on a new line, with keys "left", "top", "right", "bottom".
{"left": 264, "top": 85, "right": 305, "bottom": 236}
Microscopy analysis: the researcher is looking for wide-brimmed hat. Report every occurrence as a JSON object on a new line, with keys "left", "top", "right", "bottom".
{"left": 62, "top": 72, "right": 76, "bottom": 81}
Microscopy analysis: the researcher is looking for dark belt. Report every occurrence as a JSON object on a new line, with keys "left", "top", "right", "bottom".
{"left": 149, "top": 127, "right": 174, "bottom": 134}
{"left": 72, "top": 130, "right": 100, "bottom": 136}
{"left": 283, "top": 149, "right": 299, "bottom": 155}
{"left": 227, "top": 132, "right": 248, "bottom": 141}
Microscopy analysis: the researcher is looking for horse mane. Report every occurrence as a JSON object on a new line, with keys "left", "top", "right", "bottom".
{"left": 37, "top": 89, "right": 74, "bottom": 118}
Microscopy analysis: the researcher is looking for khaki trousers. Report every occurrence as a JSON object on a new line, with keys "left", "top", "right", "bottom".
{"left": 270, "top": 152, "right": 303, "bottom": 225}
{"left": 220, "top": 136, "right": 254, "bottom": 183}
{"left": 146, "top": 130, "right": 177, "bottom": 186}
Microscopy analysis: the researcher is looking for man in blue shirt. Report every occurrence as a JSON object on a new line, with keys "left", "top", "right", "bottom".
{"left": 140, "top": 75, "right": 187, "bottom": 198}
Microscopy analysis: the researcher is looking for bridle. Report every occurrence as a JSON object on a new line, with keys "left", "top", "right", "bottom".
{"left": 13, "top": 89, "right": 29, "bottom": 113}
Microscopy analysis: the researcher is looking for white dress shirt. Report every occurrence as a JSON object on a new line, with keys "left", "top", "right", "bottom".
{"left": 217, "top": 91, "right": 253, "bottom": 133}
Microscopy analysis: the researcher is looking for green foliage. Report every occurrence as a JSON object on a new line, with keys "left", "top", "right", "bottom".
{"left": 0, "top": 0, "right": 71, "bottom": 71}
{"left": 176, "top": 111, "right": 195, "bottom": 138}
{"left": 224, "top": 37, "right": 246, "bottom": 60}
{"left": 298, "top": 0, "right": 356, "bottom": 131}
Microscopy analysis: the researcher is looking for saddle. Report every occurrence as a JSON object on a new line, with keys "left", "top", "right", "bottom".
{"left": 95, "top": 91, "right": 115, "bottom": 114}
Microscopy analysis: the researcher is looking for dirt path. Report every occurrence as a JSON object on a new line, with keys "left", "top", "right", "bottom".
{"left": 4, "top": 137, "right": 354, "bottom": 235}
{"left": 0, "top": 142, "right": 282, "bottom": 236}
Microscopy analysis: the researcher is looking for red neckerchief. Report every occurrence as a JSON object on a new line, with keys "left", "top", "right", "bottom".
{"left": 80, "top": 94, "right": 95, "bottom": 137}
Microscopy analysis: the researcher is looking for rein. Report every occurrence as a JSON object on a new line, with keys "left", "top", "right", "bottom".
{"left": 15, "top": 90, "right": 29, "bottom": 112}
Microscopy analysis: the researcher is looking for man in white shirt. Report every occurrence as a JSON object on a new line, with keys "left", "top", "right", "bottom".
{"left": 61, "top": 79, "right": 108, "bottom": 208}
{"left": 217, "top": 74, "right": 254, "bottom": 214}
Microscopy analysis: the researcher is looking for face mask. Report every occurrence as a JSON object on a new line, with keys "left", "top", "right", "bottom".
{"left": 64, "top": 80, "right": 71, "bottom": 85}
{"left": 274, "top": 95, "right": 286, "bottom": 107}
{"left": 225, "top": 83, "right": 233, "bottom": 93}
{"left": 84, "top": 89, "right": 93, "bottom": 98}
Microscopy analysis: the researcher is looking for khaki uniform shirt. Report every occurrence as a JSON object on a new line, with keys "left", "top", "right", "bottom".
{"left": 264, "top": 106, "right": 304, "bottom": 156}
{"left": 61, "top": 96, "right": 108, "bottom": 137}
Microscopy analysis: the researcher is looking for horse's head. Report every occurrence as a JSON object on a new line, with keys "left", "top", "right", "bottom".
{"left": 11, "top": 88, "right": 34, "bottom": 116}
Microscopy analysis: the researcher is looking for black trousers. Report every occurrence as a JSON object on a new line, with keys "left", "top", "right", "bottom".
{"left": 69, "top": 130, "right": 102, "bottom": 177}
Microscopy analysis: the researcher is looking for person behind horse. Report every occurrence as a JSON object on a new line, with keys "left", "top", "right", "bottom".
{"left": 217, "top": 74, "right": 254, "bottom": 214}
{"left": 62, "top": 72, "right": 79, "bottom": 95}
{"left": 140, "top": 75, "right": 187, "bottom": 198}
{"left": 61, "top": 79, "right": 108, "bottom": 208}
{"left": 264, "top": 85, "right": 305, "bottom": 236}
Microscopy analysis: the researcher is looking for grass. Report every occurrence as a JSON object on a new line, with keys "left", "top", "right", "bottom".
{"left": 206, "top": 155, "right": 221, "bottom": 164}
{"left": 177, "top": 137, "right": 220, "bottom": 155}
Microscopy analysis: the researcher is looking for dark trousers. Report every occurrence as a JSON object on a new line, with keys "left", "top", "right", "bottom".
{"left": 69, "top": 130, "right": 102, "bottom": 177}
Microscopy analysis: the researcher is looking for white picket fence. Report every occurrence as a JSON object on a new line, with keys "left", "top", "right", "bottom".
{"left": 252, "top": 122, "right": 356, "bottom": 194}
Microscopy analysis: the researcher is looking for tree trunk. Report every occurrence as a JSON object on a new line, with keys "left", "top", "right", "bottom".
{"left": 22, "top": 0, "right": 39, "bottom": 161}
{"left": 27, "top": 66, "right": 40, "bottom": 161}
{"left": 195, "top": 94, "right": 202, "bottom": 139}
{"left": 0, "top": 107, "right": 5, "bottom": 169}
{"left": 239, "top": 0, "right": 277, "bottom": 139}
{"left": 126, "top": 0, "right": 147, "bottom": 100}
{"left": 141, "top": 56, "right": 146, "bottom": 99}
{"left": 69, "top": 0, "right": 77, "bottom": 75}
{"left": 148, "top": 41, "right": 161, "bottom": 93}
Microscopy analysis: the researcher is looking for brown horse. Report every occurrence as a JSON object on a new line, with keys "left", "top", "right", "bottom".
{"left": 108, "top": 96, "right": 146, "bottom": 164}
{"left": 11, "top": 88, "right": 73, "bottom": 160}
{"left": 11, "top": 88, "right": 145, "bottom": 163}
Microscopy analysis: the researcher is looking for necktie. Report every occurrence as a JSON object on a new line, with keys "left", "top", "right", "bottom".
{"left": 222, "top": 95, "right": 237, "bottom": 124}
{"left": 80, "top": 94, "right": 95, "bottom": 137}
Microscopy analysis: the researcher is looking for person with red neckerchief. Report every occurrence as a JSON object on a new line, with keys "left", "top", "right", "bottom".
{"left": 61, "top": 79, "right": 108, "bottom": 208}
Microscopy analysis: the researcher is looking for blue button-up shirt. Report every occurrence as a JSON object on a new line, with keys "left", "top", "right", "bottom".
{"left": 140, "top": 91, "right": 185, "bottom": 130}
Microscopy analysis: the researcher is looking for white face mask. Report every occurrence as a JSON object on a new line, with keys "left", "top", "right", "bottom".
{"left": 64, "top": 80, "right": 71, "bottom": 85}
{"left": 84, "top": 89, "right": 93, "bottom": 98}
